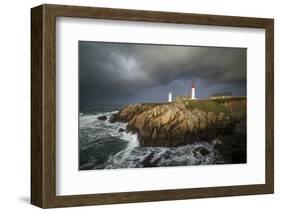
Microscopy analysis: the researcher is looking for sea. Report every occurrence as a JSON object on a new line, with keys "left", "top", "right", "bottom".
{"left": 79, "top": 105, "right": 224, "bottom": 170}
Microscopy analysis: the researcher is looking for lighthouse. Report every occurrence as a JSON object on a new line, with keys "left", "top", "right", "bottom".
{"left": 168, "top": 92, "right": 172, "bottom": 102}
{"left": 191, "top": 82, "right": 196, "bottom": 99}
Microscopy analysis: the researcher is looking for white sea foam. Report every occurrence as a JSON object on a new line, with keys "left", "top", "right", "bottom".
{"left": 101, "top": 141, "right": 222, "bottom": 169}
{"left": 79, "top": 110, "right": 224, "bottom": 169}
{"left": 80, "top": 111, "right": 119, "bottom": 128}
{"left": 104, "top": 132, "right": 140, "bottom": 169}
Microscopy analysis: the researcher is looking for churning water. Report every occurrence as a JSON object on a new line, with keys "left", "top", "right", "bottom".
{"left": 79, "top": 106, "right": 224, "bottom": 170}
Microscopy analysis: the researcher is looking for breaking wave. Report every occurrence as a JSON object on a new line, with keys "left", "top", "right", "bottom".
{"left": 79, "top": 110, "right": 224, "bottom": 170}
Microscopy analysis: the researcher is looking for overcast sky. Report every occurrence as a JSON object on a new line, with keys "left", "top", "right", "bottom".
{"left": 79, "top": 41, "right": 246, "bottom": 107}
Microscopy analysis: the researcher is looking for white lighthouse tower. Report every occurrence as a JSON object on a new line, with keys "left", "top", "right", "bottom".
{"left": 191, "top": 82, "right": 196, "bottom": 99}
{"left": 168, "top": 92, "right": 172, "bottom": 102}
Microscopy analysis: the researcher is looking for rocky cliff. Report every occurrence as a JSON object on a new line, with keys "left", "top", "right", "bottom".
{"left": 110, "top": 98, "right": 246, "bottom": 147}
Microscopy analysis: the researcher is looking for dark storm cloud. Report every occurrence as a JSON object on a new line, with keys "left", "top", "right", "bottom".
{"left": 79, "top": 41, "right": 246, "bottom": 107}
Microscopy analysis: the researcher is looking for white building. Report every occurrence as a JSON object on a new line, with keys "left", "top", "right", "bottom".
{"left": 191, "top": 82, "right": 196, "bottom": 99}
{"left": 168, "top": 92, "right": 172, "bottom": 102}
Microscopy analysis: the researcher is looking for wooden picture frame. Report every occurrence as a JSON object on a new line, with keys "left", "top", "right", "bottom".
{"left": 31, "top": 4, "right": 274, "bottom": 208}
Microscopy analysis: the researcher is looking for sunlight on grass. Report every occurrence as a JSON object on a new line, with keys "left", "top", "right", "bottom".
{"left": 184, "top": 100, "right": 230, "bottom": 113}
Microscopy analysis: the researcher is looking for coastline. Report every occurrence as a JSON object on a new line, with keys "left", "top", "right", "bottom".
{"left": 109, "top": 97, "right": 246, "bottom": 164}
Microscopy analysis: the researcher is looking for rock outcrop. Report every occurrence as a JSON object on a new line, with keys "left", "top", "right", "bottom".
{"left": 110, "top": 98, "right": 246, "bottom": 148}
{"left": 98, "top": 115, "right": 107, "bottom": 120}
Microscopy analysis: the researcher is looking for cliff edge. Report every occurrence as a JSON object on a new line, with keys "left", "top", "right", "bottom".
{"left": 110, "top": 97, "right": 246, "bottom": 148}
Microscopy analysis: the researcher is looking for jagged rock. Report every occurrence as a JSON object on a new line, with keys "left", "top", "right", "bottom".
{"left": 142, "top": 153, "right": 154, "bottom": 167}
{"left": 211, "top": 138, "right": 223, "bottom": 145}
{"left": 195, "top": 146, "right": 210, "bottom": 156}
{"left": 98, "top": 115, "right": 107, "bottom": 120}
{"left": 118, "top": 128, "right": 125, "bottom": 132}
{"left": 111, "top": 99, "right": 246, "bottom": 147}
{"left": 214, "top": 134, "right": 246, "bottom": 163}
{"left": 192, "top": 151, "right": 198, "bottom": 157}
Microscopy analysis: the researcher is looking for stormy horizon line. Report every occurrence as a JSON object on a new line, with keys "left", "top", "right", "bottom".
{"left": 79, "top": 41, "right": 247, "bottom": 107}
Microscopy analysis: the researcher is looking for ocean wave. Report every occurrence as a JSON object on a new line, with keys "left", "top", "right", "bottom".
{"left": 80, "top": 111, "right": 119, "bottom": 128}
{"left": 79, "top": 110, "right": 224, "bottom": 170}
{"left": 101, "top": 141, "right": 223, "bottom": 169}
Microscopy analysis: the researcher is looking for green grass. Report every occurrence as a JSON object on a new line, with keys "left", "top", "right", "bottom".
{"left": 209, "top": 96, "right": 246, "bottom": 104}
{"left": 183, "top": 100, "right": 230, "bottom": 113}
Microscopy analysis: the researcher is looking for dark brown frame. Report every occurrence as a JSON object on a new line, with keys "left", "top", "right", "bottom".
{"left": 31, "top": 4, "right": 274, "bottom": 208}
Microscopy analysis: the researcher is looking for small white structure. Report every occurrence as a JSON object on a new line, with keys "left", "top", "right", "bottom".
{"left": 191, "top": 82, "right": 196, "bottom": 99}
{"left": 168, "top": 92, "right": 172, "bottom": 102}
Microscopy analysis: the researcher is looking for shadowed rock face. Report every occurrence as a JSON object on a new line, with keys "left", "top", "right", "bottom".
{"left": 110, "top": 98, "right": 246, "bottom": 148}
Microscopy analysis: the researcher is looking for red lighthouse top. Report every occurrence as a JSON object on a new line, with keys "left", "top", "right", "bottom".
{"left": 192, "top": 82, "right": 195, "bottom": 88}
